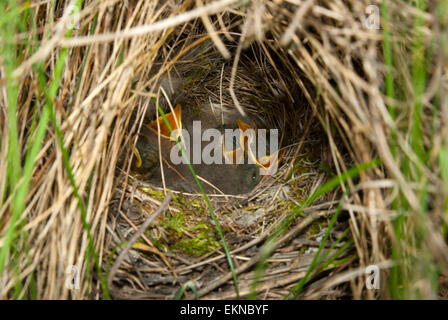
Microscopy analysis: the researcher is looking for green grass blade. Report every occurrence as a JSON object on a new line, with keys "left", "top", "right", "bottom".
{"left": 154, "top": 103, "right": 240, "bottom": 299}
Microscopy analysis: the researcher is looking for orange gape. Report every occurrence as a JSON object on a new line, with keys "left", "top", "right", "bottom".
{"left": 147, "top": 104, "right": 182, "bottom": 140}
{"left": 222, "top": 144, "right": 244, "bottom": 166}
{"left": 236, "top": 119, "right": 283, "bottom": 171}
{"left": 134, "top": 104, "right": 282, "bottom": 171}
{"left": 133, "top": 105, "right": 181, "bottom": 169}
{"left": 132, "top": 104, "right": 275, "bottom": 194}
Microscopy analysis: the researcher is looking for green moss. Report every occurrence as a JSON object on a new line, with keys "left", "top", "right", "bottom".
{"left": 307, "top": 218, "right": 327, "bottom": 236}
{"left": 172, "top": 223, "right": 220, "bottom": 256}
{"left": 184, "top": 65, "right": 209, "bottom": 89}
{"left": 161, "top": 212, "right": 220, "bottom": 256}
{"left": 152, "top": 195, "right": 219, "bottom": 256}
{"left": 138, "top": 186, "right": 166, "bottom": 201}
{"left": 161, "top": 212, "right": 187, "bottom": 237}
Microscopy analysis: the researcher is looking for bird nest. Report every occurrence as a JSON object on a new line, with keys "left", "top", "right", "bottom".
{"left": 1, "top": 0, "right": 445, "bottom": 300}
{"left": 107, "top": 2, "right": 370, "bottom": 299}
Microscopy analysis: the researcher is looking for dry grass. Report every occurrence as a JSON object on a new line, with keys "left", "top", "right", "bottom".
{"left": 0, "top": 0, "right": 447, "bottom": 299}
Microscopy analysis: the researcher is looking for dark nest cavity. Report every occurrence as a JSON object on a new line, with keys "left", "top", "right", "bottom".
{"left": 108, "top": 26, "right": 347, "bottom": 299}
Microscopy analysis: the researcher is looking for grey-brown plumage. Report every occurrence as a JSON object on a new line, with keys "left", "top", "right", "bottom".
{"left": 132, "top": 40, "right": 288, "bottom": 194}
{"left": 134, "top": 105, "right": 261, "bottom": 195}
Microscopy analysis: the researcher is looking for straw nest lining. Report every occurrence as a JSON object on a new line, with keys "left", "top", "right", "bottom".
{"left": 110, "top": 28, "right": 327, "bottom": 299}
{"left": 2, "top": 0, "right": 442, "bottom": 299}
{"left": 107, "top": 2, "right": 365, "bottom": 299}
